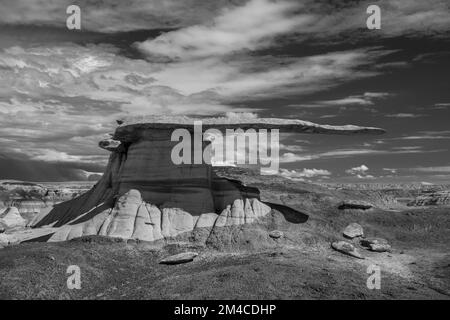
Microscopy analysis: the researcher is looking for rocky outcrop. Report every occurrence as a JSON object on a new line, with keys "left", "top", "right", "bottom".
{"left": 343, "top": 223, "right": 364, "bottom": 239}
{"left": 98, "top": 138, "right": 123, "bottom": 152}
{"left": 408, "top": 191, "right": 450, "bottom": 206}
{"left": 32, "top": 189, "right": 272, "bottom": 243}
{"left": 160, "top": 252, "right": 199, "bottom": 265}
{"left": 25, "top": 116, "right": 383, "bottom": 244}
{"left": 11, "top": 200, "right": 47, "bottom": 214}
{"left": 360, "top": 238, "right": 391, "bottom": 252}
{"left": 269, "top": 230, "right": 283, "bottom": 239}
{"left": 0, "top": 207, "right": 26, "bottom": 228}
{"left": 331, "top": 241, "right": 364, "bottom": 259}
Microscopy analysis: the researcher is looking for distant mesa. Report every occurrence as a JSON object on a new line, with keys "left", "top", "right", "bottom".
{"left": 9, "top": 116, "right": 384, "bottom": 244}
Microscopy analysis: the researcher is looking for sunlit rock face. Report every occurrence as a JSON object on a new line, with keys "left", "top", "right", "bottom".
{"left": 0, "top": 207, "right": 26, "bottom": 229}
{"left": 41, "top": 189, "right": 272, "bottom": 242}
{"left": 29, "top": 116, "right": 384, "bottom": 244}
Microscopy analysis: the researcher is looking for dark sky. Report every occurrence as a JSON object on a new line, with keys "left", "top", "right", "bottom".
{"left": 0, "top": 0, "right": 449, "bottom": 183}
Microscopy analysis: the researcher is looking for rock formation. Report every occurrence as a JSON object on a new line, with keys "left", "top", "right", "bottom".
{"left": 331, "top": 240, "right": 364, "bottom": 259}
{"left": 0, "top": 207, "right": 26, "bottom": 229}
{"left": 21, "top": 116, "right": 384, "bottom": 244}
{"left": 343, "top": 223, "right": 364, "bottom": 239}
{"left": 159, "top": 252, "right": 199, "bottom": 265}
{"left": 360, "top": 238, "right": 391, "bottom": 252}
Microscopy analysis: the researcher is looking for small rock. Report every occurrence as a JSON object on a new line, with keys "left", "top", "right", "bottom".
{"left": 360, "top": 238, "right": 391, "bottom": 252}
{"left": 331, "top": 241, "right": 364, "bottom": 259}
{"left": 369, "top": 243, "right": 392, "bottom": 252}
{"left": 338, "top": 201, "right": 373, "bottom": 210}
{"left": 343, "top": 223, "right": 364, "bottom": 239}
{"left": 269, "top": 230, "right": 284, "bottom": 239}
{"left": 160, "top": 252, "right": 198, "bottom": 265}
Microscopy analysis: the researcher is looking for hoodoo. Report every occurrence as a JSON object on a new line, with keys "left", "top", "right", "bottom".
{"left": 26, "top": 115, "right": 384, "bottom": 244}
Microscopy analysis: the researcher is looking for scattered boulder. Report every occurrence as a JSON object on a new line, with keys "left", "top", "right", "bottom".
{"left": 269, "top": 230, "right": 284, "bottom": 239}
{"left": 331, "top": 241, "right": 364, "bottom": 259}
{"left": 338, "top": 201, "right": 373, "bottom": 210}
{"left": 361, "top": 238, "right": 391, "bottom": 252}
{"left": 159, "top": 252, "right": 199, "bottom": 265}
{"left": 343, "top": 223, "right": 364, "bottom": 239}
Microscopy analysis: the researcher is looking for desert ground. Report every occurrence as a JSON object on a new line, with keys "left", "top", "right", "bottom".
{"left": 0, "top": 168, "right": 448, "bottom": 299}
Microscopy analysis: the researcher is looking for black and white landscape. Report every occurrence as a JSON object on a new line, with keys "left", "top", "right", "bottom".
{"left": 0, "top": 0, "right": 449, "bottom": 301}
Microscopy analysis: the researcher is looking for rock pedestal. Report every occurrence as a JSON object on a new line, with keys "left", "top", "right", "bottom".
{"left": 29, "top": 116, "right": 384, "bottom": 244}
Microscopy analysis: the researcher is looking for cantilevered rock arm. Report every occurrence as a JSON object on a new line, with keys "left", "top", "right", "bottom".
{"left": 113, "top": 116, "right": 385, "bottom": 142}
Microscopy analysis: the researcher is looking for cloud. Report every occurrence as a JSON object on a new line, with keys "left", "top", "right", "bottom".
{"left": 411, "top": 166, "right": 450, "bottom": 173}
{"left": 2, "top": 0, "right": 449, "bottom": 39}
{"left": 0, "top": 0, "right": 244, "bottom": 33}
{"left": 383, "top": 168, "right": 398, "bottom": 173}
{"left": 279, "top": 153, "right": 314, "bottom": 163}
{"left": 278, "top": 146, "right": 444, "bottom": 164}
{"left": 355, "top": 174, "right": 375, "bottom": 180}
{"left": 293, "top": 92, "right": 391, "bottom": 108}
{"left": 345, "top": 164, "right": 376, "bottom": 179}
{"left": 385, "top": 113, "right": 425, "bottom": 118}
{"left": 346, "top": 165, "right": 369, "bottom": 175}
{"left": 1, "top": 0, "right": 449, "bottom": 183}
{"left": 395, "top": 131, "right": 450, "bottom": 140}
{"left": 279, "top": 168, "right": 331, "bottom": 180}
{"left": 433, "top": 103, "right": 450, "bottom": 109}
{"left": 136, "top": 0, "right": 304, "bottom": 60}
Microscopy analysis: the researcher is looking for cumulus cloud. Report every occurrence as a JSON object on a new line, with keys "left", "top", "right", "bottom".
{"left": 136, "top": 0, "right": 304, "bottom": 60}
{"left": 345, "top": 165, "right": 376, "bottom": 179}
{"left": 346, "top": 165, "right": 369, "bottom": 175}
{"left": 279, "top": 168, "right": 331, "bottom": 180}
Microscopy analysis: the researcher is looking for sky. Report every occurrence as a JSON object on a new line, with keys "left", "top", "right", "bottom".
{"left": 0, "top": 0, "right": 449, "bottom": 183}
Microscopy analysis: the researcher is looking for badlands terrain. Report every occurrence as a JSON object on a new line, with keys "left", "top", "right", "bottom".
{"left": 0, "top": 168, "right": 448, "bottom": 299}
{"left": 0, "top": 117, "right": 448, "bottom": 299}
